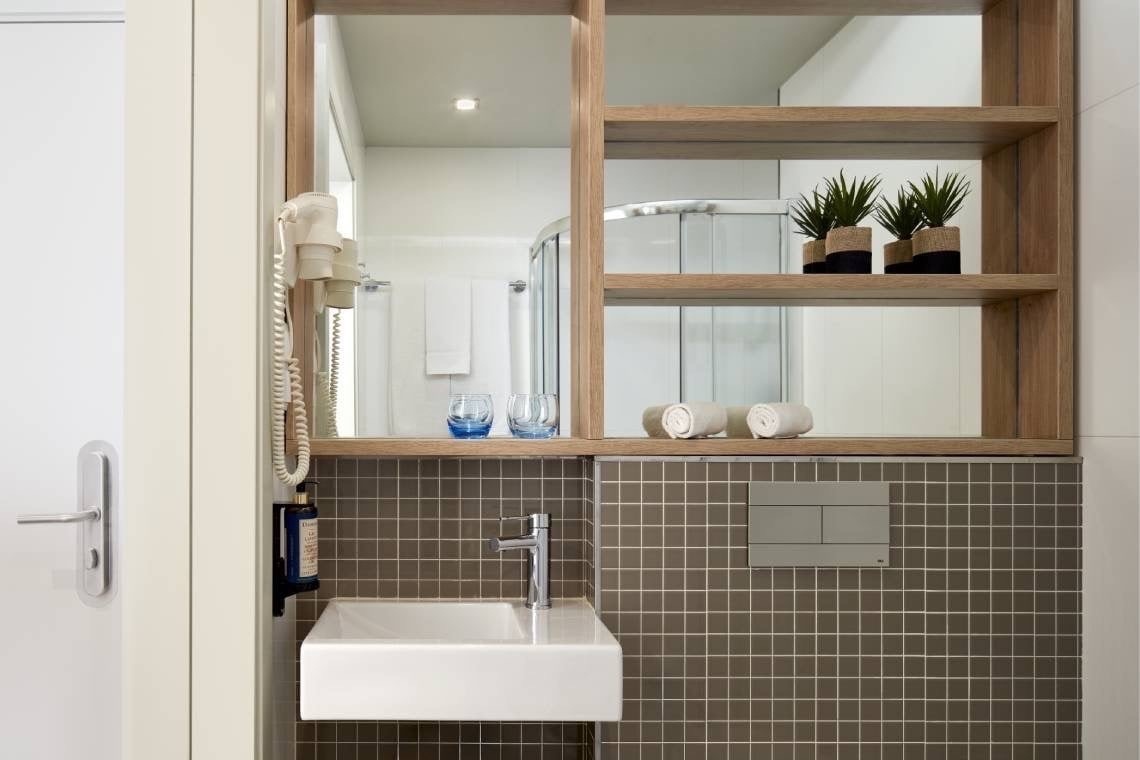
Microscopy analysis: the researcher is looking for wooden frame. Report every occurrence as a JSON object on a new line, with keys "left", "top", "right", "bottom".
{"left": 286, "top": 0, "right": 1074, "bottom": 457}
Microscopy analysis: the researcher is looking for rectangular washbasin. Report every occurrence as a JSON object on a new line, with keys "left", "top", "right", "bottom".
{"left": 300, "top": 598, "right": 623, "bottom": 722}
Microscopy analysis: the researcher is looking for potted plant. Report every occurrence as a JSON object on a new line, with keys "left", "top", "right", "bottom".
{"left": 874, "top": 187, "right": 926, "bottom": 273}
{"left": 790, "top": 186, "right": 833, "bottom": 274}
{"left": 909, "top": 169, "right": 971, "bottom": 274}
{"left": 824, "top": 170, "right": 881, "bottom": 273}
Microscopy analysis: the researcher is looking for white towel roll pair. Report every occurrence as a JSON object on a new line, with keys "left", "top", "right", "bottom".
{"left": 643, "top": 402, "right": 814, "bottom": 439}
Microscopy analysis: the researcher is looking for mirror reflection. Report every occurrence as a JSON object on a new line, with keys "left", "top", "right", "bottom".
{"left": 312, "top": 13, "right": 983, "bottom": 439}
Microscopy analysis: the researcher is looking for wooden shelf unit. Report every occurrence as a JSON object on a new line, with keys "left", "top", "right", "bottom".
{"left": 605, "top": 106, "right": 1058, "bottom": 160}
{"left": 288, "top": 0, "right": 1074, "bottom": 458}
{"left": 311, "top": 437, "right": 1071, "bottom": 457}
{"left": 604, "top": 273, "right": 1059, "bottom": 307}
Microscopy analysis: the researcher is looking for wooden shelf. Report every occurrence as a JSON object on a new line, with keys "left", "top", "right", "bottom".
{"left": 310, "top": 437, "right": 1072, "bottom": 457}
{"left": 595, "top": 438, "right": 1073, "bottom": 456}
{"left": 313, "top": 0, "right": 572, "bottom": 13}
{"left": 311, "top": 438, "right": 601, "bottom": 456}
{"left": 605, "top": 106, "right": 1058, "bottom": 160}
{"left": 606, "top": 0, "right": 999, "bottom": 13}
{"left": 604, "top": 273, "right": 1059, "bottom": 307}
{"left": 315, "top": 0, "right": 1000, "bottom": 14}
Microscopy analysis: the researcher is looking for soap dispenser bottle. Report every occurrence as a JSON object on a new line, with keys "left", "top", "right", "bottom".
{"left": 273, "top": 480, "right": 320, "bottom": 617}
{"left": 285, "top": 480, "right": 319, "bottom": 585}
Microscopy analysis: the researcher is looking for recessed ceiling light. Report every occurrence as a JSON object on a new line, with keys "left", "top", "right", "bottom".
{"left": 454, "top": 97, "right": 479, "bottom": 112}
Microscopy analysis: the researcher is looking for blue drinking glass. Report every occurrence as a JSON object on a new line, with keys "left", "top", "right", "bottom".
{"left": 447, "top": 394, "right": 494, "bottom": 439}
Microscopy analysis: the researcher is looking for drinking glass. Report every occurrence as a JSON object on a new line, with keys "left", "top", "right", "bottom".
{"left": 506, "top": 394, "right": 559, "bottom": 439}
{"left": 447, "top": 394, "right": 494, "bottom": 438}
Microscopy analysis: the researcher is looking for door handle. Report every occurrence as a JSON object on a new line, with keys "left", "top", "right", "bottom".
{"left": 16, "top": 508, "right": 101, "bottom": 525}
{"left": 15, "top": 442, "right": 115, "bottom": 605}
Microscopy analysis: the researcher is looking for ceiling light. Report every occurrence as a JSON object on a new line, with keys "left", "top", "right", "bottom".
{"left": 454, "top": 97, "right": 479, "bottom": 112}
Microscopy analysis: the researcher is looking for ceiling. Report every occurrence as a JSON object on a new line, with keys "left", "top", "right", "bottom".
{"left": 336, "top": 15, "right": 850, "bottom": 148}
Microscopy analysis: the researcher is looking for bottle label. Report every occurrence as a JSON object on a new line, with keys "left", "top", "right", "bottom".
{"left": 299, "top": 518, "right": 318, "bottom": 578}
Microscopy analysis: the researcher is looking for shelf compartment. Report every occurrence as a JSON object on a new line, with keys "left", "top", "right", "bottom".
{"left": 309, "top": 437, "right": 1073, "bottom": 457}
{"left": 604, "top": 273, "right": 1059, "bottom": 307}
{"left": 605, "top": 106, "right": 1058, "bottom": 160}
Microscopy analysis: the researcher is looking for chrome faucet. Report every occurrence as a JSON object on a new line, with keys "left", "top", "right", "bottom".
{"left": 488, "top": 513, "right": 551, "bottom": 610}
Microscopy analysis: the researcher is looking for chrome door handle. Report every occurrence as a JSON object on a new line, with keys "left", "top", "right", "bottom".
{"left": 14, "top": 442, "right": 116, "bottom": 605}
{"left": 17, "top": 508, "right": 101, "bottom": 525}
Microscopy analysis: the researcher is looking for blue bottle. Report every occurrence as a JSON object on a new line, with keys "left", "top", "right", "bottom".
{"left": 285, "top": 481, "right": 319, "bottom": 585}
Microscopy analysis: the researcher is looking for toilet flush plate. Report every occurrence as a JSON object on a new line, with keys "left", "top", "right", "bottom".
{"left": 300, "top": 598, "right": 623, "bottom": 722}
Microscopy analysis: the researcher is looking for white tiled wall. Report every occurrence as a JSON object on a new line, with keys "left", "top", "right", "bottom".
{"left": 1075, "top": 0, "right": 1140, "bottom": 754}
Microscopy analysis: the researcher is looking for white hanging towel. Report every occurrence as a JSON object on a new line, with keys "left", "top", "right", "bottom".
{"left": 642, "top": 402, "right": 727, "bottom": 439}
{"left": 355, "top": 284, "right": 392, "bottom": 437}
{"left": 736, "top": 403, "right": 814, "bottom": 439}
{"left": 509, "top": 287, "right": 532, "bottom": 393}
{"left": 451, "top": 279, "right": 513, "bottom": 436}
{"left": 424, "top": 277, "right": 471, "bottom": 375}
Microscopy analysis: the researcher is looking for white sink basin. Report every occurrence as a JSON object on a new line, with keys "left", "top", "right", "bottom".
{"left": 300, "top": 598, "right": 622, "bottom": 722}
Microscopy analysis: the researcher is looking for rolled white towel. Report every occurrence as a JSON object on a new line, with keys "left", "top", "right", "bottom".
{"left": 642, "top": 402, "right": 727, "bottom": 439}
{"left": 744, "top": 403, "right": 814, "bottom": 439}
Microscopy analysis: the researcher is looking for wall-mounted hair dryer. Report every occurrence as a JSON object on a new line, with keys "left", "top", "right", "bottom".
{"left": 273, "top": 192, "right": 343, "bottom": 487}
{"left": 280, "top": 192, "right": 341, "bottom": 284}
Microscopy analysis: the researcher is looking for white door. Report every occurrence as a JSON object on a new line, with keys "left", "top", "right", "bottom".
{"left": 0, "top": 16, "right": 123, "bottom": 760}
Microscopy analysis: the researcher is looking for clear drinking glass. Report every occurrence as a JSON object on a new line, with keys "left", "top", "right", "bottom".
{"left": 447, "top": 394, "right": 494, "bottom": 439}
{"left": 507, "top": 394, "right": 559, "bottom": 439}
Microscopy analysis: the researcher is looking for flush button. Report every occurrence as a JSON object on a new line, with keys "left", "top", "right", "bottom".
{"left": 85, "top": 548, "right": 99, "bottom": 570}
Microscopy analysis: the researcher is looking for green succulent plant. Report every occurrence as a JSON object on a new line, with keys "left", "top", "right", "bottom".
{"left": 908, "top": 169, "right": 971, "bottom": 228}
{"left": 789, "top": 186, "right": 834, "bottom": 241}
{"left": 874, "top": 187, "right": 926, "bottom": 241}
{"left": 824, "top": 170, "right": 882, "bottom": 228}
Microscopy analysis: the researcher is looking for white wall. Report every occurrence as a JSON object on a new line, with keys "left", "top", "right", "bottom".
{"left": 779, "top": 16, "right": 983, "bottom": 437}
{"left": 1074, "top": 0, "right": 1140, "bottom": 755}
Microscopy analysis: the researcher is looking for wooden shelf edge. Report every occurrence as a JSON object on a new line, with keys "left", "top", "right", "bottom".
{"left": 604, "top": 106, "right": 1057, "bottom": 159}
{"left": 310, "top": 438, "right": 600, "bottom": 456}
{"left": 316, "top": 0, "right": 1002, "bottom": 14}
{"left": 604, "top": 273, "right": 1059, "bottom": 307}
{"left": 605, "top": 105, "right": 1059, "bottom": 123}
{"left": 596, "top": 438, "right": 1074, "bottom": 456}
{"left": 606, "top": 0, "right": 1001, "bottom": 14}
{"left": 311, "top": 437, "right": 1073, "bottom": 457}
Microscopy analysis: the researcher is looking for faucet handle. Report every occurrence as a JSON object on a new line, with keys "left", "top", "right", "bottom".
{"left": 499, "top": 513, "right": 550, "bottom": 530}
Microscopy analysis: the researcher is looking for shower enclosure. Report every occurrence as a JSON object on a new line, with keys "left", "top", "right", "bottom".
{"left": 529, "top": 199, "right": 792, "bottom": 437}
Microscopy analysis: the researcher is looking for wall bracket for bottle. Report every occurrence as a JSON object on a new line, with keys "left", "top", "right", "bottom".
{"left": 273, "top": 501, "right": 319, "bottom": 617}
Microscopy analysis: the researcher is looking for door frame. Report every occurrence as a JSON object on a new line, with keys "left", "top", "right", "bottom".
{"left": 125, "top": 0, "right": 280, "bottom": 757}
{"left": 123, "top": 1, "right": 191, "bottom": 758}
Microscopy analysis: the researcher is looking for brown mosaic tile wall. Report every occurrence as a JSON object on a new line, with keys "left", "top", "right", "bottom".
{"left": 296, "top": 456, "right": 591, "bottom": 760}
{"left": 595, "top": 458, "right": 1082, "bottom": 760}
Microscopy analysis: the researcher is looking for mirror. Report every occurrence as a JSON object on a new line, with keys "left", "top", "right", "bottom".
{"left": 311, "top": 13, "right": 983, "bottom": 439}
